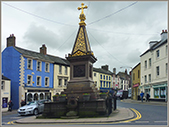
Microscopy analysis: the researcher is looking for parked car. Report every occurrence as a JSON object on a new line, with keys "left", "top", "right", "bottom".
{"left": 18, "top": 100, "right": 50, "bottom": 116}
{"left": 116, "top": 90, "right": 128, "bottom": 99}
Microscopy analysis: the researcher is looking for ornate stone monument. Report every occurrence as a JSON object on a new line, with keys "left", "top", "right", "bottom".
{"left": 43, "top": 3, "right": 112, "bottom": 118}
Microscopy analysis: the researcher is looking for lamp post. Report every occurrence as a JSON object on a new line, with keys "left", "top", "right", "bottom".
{"left": 120, "top": 66, "right": 133, "bottom": 99}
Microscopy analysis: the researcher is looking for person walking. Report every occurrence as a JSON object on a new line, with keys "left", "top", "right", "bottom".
{"left": 146, "top": 92, "right": 150, "bottom": 102}
{"left": 21, "top": 100, "right": 26, "bottom": 106}
{"left": 140, "top": 91, "right": 144, "bottom": 102}
{"left": 8, "top": 100, "right": 14, "bottom": 112}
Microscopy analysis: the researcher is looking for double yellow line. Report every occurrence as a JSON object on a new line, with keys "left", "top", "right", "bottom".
{"left": 7, "top": 121, "right": 14, "bottom": 125}
{"left": 123, "top": 108, "right": 142, "bottom": 123}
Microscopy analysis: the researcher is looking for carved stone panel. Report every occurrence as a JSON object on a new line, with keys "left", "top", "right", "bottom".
{"left": 73, "top": 64, "right": 85, "bottom": 77}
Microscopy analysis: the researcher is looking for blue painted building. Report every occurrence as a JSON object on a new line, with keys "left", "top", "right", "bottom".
{"left": 2, "top": 34, "right": 69, "bottom": 109}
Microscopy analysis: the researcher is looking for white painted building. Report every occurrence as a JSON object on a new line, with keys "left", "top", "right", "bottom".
{"left": 1, "top": 75, "right": 11, "bottom": 112}
{"left": 140, "top": 30, "right": 168, "bottom": 101}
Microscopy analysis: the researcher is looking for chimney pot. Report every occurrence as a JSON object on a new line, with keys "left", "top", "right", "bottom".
{"left": 165, "top": 30, "right": 167, "bottom": 32}
{"left": 162, "top": 30, "right": 164, "bottom": 33}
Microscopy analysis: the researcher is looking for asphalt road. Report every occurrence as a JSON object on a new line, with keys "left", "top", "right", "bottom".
{"left": 115, "top": 99, "right": 167, "bottom": 125}
{"left": 2, "top": 99, "right": 167, "bottom": 126}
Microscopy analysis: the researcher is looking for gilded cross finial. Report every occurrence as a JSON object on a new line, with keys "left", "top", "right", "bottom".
{"left": 78, "top": 3, "right": 88, "bottom": 14}
{"left": 78, "top": 3, "right": 88, "bottom": 26}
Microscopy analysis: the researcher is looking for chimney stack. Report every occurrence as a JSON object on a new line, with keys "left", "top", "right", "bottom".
{"left": 7, "top": 34, "right": 16, "bottom": 47}
{"left": 101, "top": 65, "right": 108, "bottom": 71}
{"left": 40, "top": 44, "right": 47, "bottom": 55}
{"left": 161, "top": 29, "right": 168, "bottom": 41}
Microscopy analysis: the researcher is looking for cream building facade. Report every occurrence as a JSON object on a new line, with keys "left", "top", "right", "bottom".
{"left": 53, "top": 64, "right": 70, "bottom": 96}
{"left": 140, "top": 30, "right": 168, "bottom": 101}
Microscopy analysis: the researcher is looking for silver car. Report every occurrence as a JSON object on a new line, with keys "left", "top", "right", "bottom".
{"left": 18, "top": 100, "right": 48, "bottom": 116}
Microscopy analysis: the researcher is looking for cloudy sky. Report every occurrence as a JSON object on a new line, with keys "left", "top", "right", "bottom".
{"left": 1, "top": 1, "right": 168, "bottom": 73}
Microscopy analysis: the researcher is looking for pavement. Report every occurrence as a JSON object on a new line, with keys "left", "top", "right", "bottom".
{"left": 2, "top": 99, "right": 167, "bottom": 124}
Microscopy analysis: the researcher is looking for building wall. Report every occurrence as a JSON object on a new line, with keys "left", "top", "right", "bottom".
{"left": 132, "top": 63, "right": 140, "bottom": 100}
{"left": 53, "top": 64, "right": 70, "bottom": 96}
{"left": 1, "top": 79, "right": 11, "bottom": 112}
{"left": 23, "top": 57, "right": 53, "bottom": 88}
{"left": 93, "top": 71, "right": 100, "bottom": 90}
{"left": 2, "top": 47, "right": 21, "bottom": 109}
{"left": 99, "top": 73, "right": 112, "bottom": 90}
{"left": 140, "top": 40, "right": 167, "bottom": 100}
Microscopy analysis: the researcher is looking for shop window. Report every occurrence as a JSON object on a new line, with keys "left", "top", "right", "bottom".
{"left": 28, "top": 93, "right": 32, "bottom": 102}
{"left": 40, "top": 93, "right": 44, "bottom": 100}
{"left": 154, "top": 88, "right": 159, "bottom": 98}
{"left": 34, "top": 93, "right": 38, "bottom": 100}
{"left": 160, "top": 88, "right": 166, "bottom": 98}
{"left": 2, "top": 97, "right": 8, "bottom": 108}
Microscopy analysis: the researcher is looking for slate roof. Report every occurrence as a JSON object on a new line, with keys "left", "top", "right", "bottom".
{"left": 2, "top": 75, "right": 11, "bottom": 80}
{"left": 140, "top": 39, "right": 167, "bottom": 57}
{"left": 14, "top": 46, "right": 70, "bottom": 66}
{"left": 93, "top": 67, "right": 113, "bottom": 75}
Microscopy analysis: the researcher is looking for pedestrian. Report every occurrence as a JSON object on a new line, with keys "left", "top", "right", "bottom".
{"left": 140, "top": 91, "right": 144, "bottom": 102}
{"left": 146, "top": 92, "right": 150, "bottom": 102}
{"left": 21, "top": 100, "right": 26, "bottom": 106}
{"left": 8, "top": 100, "right": 14, "bottom": 112}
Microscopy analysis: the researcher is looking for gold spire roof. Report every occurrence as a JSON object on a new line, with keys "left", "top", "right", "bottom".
{"left": 69, "top": 3, "right": 94, "bottom": 57}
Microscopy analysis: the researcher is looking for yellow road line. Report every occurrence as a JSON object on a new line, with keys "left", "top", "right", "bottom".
{"left": 68, "top": 108, "right": 142, "bottom": 124}
{"left": 7, "top": 121, "right": 14, "bottom": 125}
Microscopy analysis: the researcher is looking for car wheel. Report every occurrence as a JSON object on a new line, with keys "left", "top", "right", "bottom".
{"left": 34, "top": 109, "right": 39, "bottom": 115}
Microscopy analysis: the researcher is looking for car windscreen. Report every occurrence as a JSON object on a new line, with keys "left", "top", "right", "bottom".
{"left": 27, "top": 101, "right": 37, "bottom": 105}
